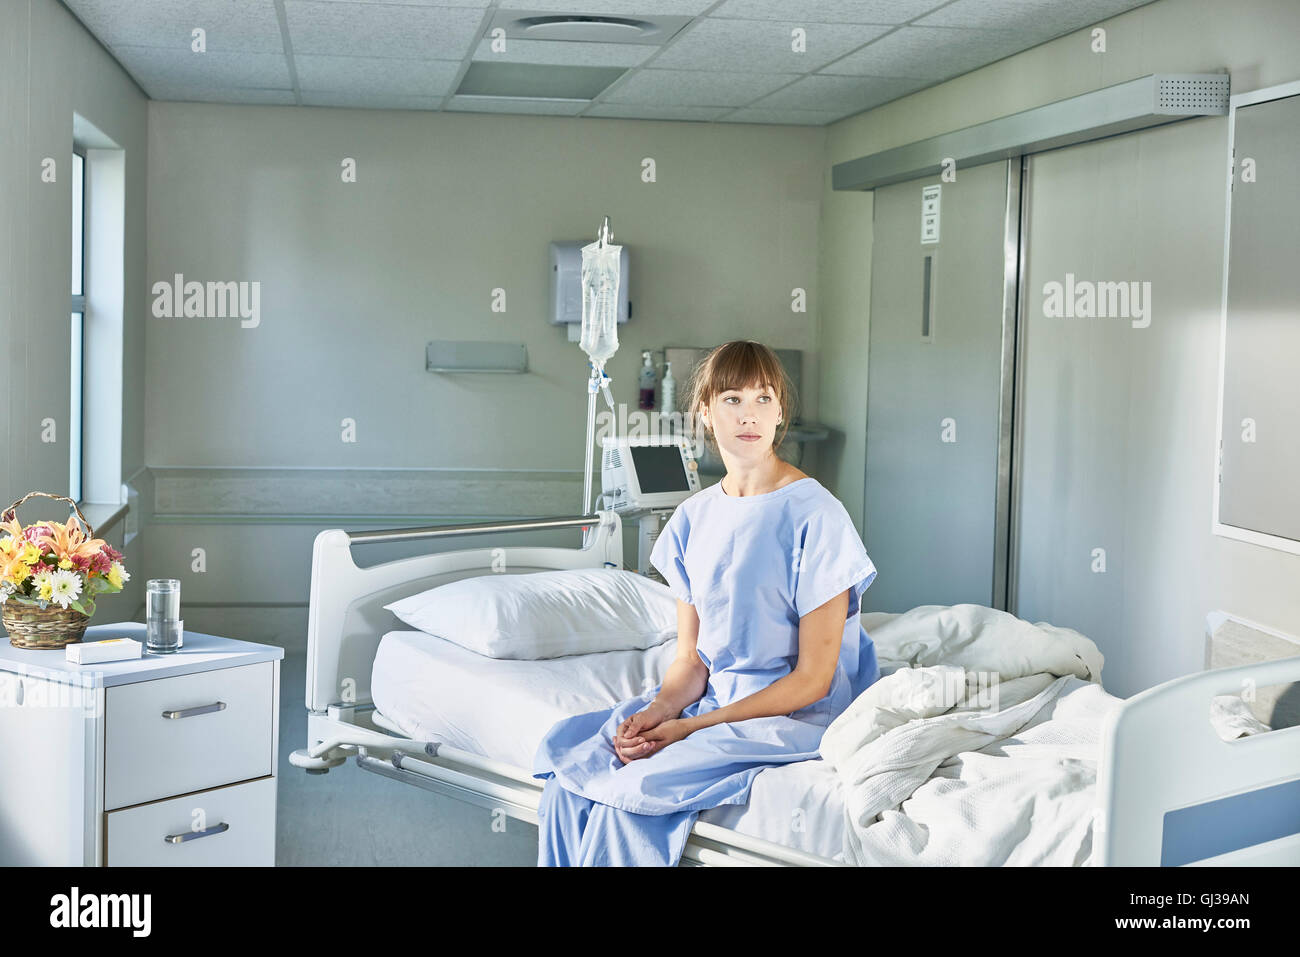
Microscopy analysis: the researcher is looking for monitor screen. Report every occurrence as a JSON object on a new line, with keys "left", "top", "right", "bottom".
{"left": 630, "top": 445, "right": 690, "bottom": 493}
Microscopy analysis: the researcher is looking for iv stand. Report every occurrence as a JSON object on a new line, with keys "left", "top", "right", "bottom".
{"left": 582, "top": 216, "right": 617, "bottom": 520}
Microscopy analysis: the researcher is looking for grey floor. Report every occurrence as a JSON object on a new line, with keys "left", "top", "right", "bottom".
{"left": 177, "top": 605, "right": 540, "bottom": 866}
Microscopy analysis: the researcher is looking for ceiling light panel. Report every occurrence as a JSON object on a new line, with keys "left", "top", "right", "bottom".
{"left": 457, "top": 61, "right": 625, "bottom": 99}
{"left": 471, "top": 38, "right": 661, "bottom": 68}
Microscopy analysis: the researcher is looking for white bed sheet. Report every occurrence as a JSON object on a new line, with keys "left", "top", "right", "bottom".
{"left": 370, "top": 630, "right": 854, "bottom": 860}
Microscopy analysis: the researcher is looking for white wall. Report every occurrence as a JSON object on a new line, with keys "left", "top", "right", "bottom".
{"left": 0, "top": 0, "right": 149, "bottom": 619}
{"left": 819, "top": 0, "right": 1300, "bottom": 695}
{"left": 144, "top": 104, "right": 825, "bottom": 470}
{"left": 139, "top": 102, "right": 825, "bottom": 601}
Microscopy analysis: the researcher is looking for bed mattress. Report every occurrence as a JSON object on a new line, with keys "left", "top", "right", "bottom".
{"left": 370, "top": 630, "right": 855, "bottom": 861}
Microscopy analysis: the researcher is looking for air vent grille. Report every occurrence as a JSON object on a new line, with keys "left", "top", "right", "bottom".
{"left": 1156, "top": 75, "right": 1230, "bottom": 114}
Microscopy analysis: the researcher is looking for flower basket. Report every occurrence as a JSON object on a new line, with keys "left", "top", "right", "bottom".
{"left": 2, "top": 602, "right": 90, "bottom": 649}
{"left": 0, "top": 492, "right": 129, "bottom": 650}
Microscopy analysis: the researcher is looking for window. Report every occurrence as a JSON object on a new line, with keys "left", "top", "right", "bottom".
{"left": 70, "top": 149, "right": 85, "bottom": 503}
{"left": 70, "top": 116, "right": 126, "bottom": 515}
{"left": 1214, "top": 82, "right": 1300, "bottom": 555}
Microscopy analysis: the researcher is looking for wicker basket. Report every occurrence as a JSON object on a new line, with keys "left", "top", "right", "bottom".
{"left": 1, "top": 492, "right": 97, "bottom": 650}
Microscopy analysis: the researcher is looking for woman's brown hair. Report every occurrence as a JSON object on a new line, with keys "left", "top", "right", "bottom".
{"left": 684, "top": 340, "right": 797, "bottom": 453}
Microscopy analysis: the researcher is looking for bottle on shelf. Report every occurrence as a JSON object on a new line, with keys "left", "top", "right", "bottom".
{"left": 638, "top": 350, "right": 657, "bottom": 411}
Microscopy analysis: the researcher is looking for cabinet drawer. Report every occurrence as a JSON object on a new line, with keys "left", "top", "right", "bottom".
{"left": 106, "top": 661, "right": 273, "bottom": 810}
{"left": 106, "top": 776, "right": 276, "bottom": 866}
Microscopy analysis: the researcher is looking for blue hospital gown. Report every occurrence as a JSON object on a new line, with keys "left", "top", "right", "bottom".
{"left": 532, "top": 476, "right": 880, "bottom": 866}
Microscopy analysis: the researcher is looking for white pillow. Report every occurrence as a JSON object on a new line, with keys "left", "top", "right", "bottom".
{"left": 383, "top": 568, "right": 678, "bottom": 660}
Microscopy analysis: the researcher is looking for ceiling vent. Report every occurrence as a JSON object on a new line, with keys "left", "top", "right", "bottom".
{"left": 513, "top": 15, "right": 657, "bottom": 42}
{"left": 493, "top": 9, "right": 691, "bottom": 45}
{"left": 457, "top": 9, "right": 692, "bottom": 100}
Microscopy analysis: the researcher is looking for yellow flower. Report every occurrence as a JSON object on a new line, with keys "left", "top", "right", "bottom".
{"left": 19, "top": 543, "right": 41, "bottom": 565}
{"left": 1, "top": 554, "right": 29, "bottom": 586}
{"left": 107, "top": 563, "right": 125, "bottom": 589}
{"left": 37, "top": 578, "right": 54, "bottom": 601}
{"left": 59, "top": 558, "right": 73, "bottom": 570}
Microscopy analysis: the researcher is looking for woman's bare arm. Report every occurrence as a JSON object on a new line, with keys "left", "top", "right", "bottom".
{"left": 680, "top": 588, "right": 848, "bottom": 733}
{"left": 651, "top": 598, "right": 709, "bottom": 717}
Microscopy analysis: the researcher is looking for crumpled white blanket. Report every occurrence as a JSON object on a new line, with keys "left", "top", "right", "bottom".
{"left": 1208, "top": 694, "right": 1273, "bottom": 738}
{"left": 821, "top": 604, "right": 1120, "bottom": 866}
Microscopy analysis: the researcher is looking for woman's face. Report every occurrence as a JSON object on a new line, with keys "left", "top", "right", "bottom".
{"left": 702, "top": 382, "right": 782, "bottom": 465}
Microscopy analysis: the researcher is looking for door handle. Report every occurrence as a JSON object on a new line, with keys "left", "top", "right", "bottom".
{"left": 161, "top": 701, "right": 227, "bottom": 719}
{"left": 921, "top": 252, "right": 935, "bottom": 341}
{"left": 163, "top": 822, "right": 230, "bottom": 844}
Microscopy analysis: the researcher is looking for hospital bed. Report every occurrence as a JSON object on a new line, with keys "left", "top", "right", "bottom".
{"left": 290, "top": 510, "right": 1300, "bottom": 866}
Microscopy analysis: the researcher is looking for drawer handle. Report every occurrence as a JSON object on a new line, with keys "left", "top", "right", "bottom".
{"left": 164, "top": 822, "right": 230, "bottom": 844}
{"left": 161, "top": 701, "right": 227, "bottom": 719}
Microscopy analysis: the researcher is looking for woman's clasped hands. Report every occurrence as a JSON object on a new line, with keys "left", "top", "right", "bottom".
{"left": 614, "top": 702, "right": 691, "bottom": 764}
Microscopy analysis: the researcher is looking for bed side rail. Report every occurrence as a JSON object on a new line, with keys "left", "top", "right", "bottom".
{"left": 1096, "top": 612, "right": 1300, "bottom": 866}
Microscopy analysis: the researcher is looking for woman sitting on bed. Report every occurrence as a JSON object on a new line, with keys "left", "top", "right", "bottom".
{"left": 532, "top": 338, "right": 881, "bottom": 867}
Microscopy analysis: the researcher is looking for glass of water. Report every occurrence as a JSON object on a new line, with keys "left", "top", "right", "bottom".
{"left": 146, "top": 579, "right": 183, "bottom": 654}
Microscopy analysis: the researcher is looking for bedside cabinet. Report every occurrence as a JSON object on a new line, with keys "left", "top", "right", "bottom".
{"left": 0, "top": 624, "right": 284, "bottom": 866}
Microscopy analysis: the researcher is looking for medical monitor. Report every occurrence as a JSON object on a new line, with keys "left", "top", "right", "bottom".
{"left": 601, "top": 434, "right": 700, "bottom": 511}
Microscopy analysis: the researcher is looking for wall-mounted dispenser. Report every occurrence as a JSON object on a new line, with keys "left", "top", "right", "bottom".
{"left": 550, "top": 240, "right": 631, "bottom": 341}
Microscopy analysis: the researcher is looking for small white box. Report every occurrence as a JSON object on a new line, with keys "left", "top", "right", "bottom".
{"left": 66, "top": 637, "right": 143, "bottom": 664}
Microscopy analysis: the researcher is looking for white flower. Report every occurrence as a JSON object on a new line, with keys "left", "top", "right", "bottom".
{"left": 49, "top": 569, "right": 83, "bottom": 609}
{"left": 31, "top": 568, "right": 54, "bottom": 597}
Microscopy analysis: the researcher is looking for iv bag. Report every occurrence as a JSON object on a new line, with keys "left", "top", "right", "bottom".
{"left": 579, "top": 239, "right": 621, "bottom": 369}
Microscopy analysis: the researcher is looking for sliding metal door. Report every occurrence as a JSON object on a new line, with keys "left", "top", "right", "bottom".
{"left": 862, "top": 160, "right": 1019, "bottom": 613}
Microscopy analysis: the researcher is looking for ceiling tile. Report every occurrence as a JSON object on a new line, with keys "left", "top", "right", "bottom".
{"left": 110, "top": 44, "right": 292, "bottom": 89}
{"left": 61, "top": 0, "right": 285, "bottom": 53}
{"left": 651, "top": 17, "right": 892, "bottom": 73}
{"left": 283, "top": 0, "right": 485, "bottom": 58}
{"left": 916, "top": 0, "right": 1149, "bottom": 33}
{"left": 147, "top": 85, "right": 298, "bottom": 105}
{"left": 300, "top": 90, "right": 441, "bottom": 109}
{"left": 748, "top": 73, "right": 930, "bottom": 111}
{"left": 295, "top": 54, "right": 461, "bottom": 95}
{"left": 584, "top": 103, "right": 731, "bottom": 120}
{"left": 444, "top": 95, "right": 588, "bottom": 114}
{"left": 819, "top": 26, "right": 1028, "bottom": 79}
{"left": 601, "top": 69, "right": 796, "bottom": 107}
{"left": 710, "top": 0, "right": 949, "bottom": 24}
{"left": 718, "top": 107, "right": 849, "bottom": 125}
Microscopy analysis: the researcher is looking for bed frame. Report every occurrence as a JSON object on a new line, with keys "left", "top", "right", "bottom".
{"left": 1096, "top": 611, "right": 1300, "bottom": 866}
{"left": 291, "top": 511, "right": 1300, "bottom": 867}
